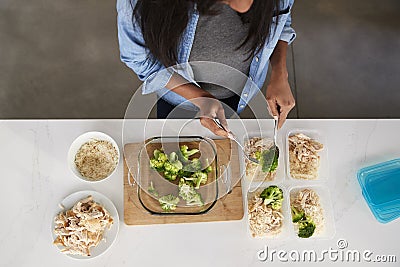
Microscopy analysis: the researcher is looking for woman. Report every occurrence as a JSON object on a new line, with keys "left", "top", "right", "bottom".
{"left": 117, "top": 0, "right": 296, "bottom": 136}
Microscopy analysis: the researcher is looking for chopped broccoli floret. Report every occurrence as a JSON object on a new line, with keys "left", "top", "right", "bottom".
{"left": 178, "top": 179, "right": 204, "bottom": 206}
{"left": 255, "top": 149, "right": 279, "bottom": 173}
{"left": 168, "top": 152, "right": 183, "bottom": 170}
{"left": 186, "top": 192, "right": 204, "bottom": 206}
{"left": 153, "top": 149, "right": 162, "bottom": 160}
{"left": 163, "top": 171, "right": 177, "bottom": 181}
{"left": 180, "top": 145, "right": 199, "bottom": 161}
{"left": 291, "top": 205, "right": 316, "bottom": 238}
{"left": 183, "top": 158, "right": 202, "bottom": 172}
{"left": 297, "top": 216, "right": 316, "bottom": 238}
{"left": 178, "top": 178, "right": 195, "bottom": 199}
{"left": 148, "top": 181, "right": 159, "bottom": 197}
{"left": 163, "top": 160, "right": 182, "bottom": 181}
{"left": 149, "top": 147, "right": 209, "bottom": 188}
{"left": 150, "top": 149, "right": 168, "bottom": 171}
{"left": 150, "top": 158, "right": 163, "bottom": 171}
{"left": 291, "top": 206, "right": 305, "bottom": 223}
{"left": 158, "top": 194, "right": 179, "bottom": 211}
{"left": 185, "top": 172, "right": 208, "bottom": 189}
{"left": 260, "top": 185, "right": 283, "bottom": 210}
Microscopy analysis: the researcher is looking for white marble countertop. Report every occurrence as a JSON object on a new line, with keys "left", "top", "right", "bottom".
{"left": 0, "top": 119, "right": 399, "bottom": 267}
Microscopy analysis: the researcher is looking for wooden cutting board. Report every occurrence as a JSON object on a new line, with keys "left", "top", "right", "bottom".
{"left": 123, "top": 139, "right": 244, "bottom": 225}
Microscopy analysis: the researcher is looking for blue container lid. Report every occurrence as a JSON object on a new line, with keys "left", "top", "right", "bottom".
{"left": 357, "top": 158, "right": 400, "bottom": 223}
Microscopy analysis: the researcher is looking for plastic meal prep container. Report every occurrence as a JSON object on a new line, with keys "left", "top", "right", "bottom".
{"left": 357, "top": 158, "right": 400, "bottom": 223}
{"left": 242, "top": 131, "right": 285, "bottom": 185}
{"left": 245, "top": 184, "right": 291, "bottom": 240}
{"left": 136, "top": 136, "right": 219, "bottom": 215}
{"left": 286, "top": 129, "right": 329, "bottom": 182}
{"left": 288, "top": 185, "right": 335, "bottom": 240}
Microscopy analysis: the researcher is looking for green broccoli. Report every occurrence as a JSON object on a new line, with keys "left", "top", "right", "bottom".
{"left": 163, "top": 161, "right": 182, "bottom": 181}
{"left": 260, "top": 185, "right": 283, "bottom": 210}
{"left": 163, "top": 171, "right": 177, "bottom": 181}
{"left": 186, "top": 192, "right": 204, "bottom": 206}
{"left": 149, "top": 147, "right": 209, "bottom": 186}
{"left": 168, "top": 152, "right": 183, "bottom": 170}
{"left": 255, "top": 149, "right": 279, "bottom": 173}
{"left": 148, "top": 181, "right": 159, "bottom": 197}
{"left": 297, "top": 216, "right": 316, "bottom": 238}
{"left": 291, "top": 206, "right": 305, "bottom": 223}
{"left": 150, "top": 158, "right": 163, "bottom": 171}
{"left": 178, "top": 178, "right": 195, "bottom": 199}
{"left": 182, "top": 158, "right": 202, "bottom": 172}
{"left": 153, "top": 149, "right": 162, "bottom": 160}
{"left": 158, "top": 194, "right": 180, "bottom": 211}
{"left": 178, "top": 179, "right": 204, "bottom": 206}
{"left": 185, "top": 172, "right": 208, "bottom": 189}
{"left": 150, "top": 149, "right": 168, "bottom": 171}
{"left": 290, "top": 205, "right": 316, "bottom": 238}
{"left": 180, "top": 145, "right": 199, "bottom": 162}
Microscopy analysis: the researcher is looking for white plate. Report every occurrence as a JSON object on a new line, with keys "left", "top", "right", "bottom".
{"left": 51, "top": 190, "right": 119, "bottom": 259}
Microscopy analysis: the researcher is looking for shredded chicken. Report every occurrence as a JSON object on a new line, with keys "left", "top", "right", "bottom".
{"left": 248, "top": 193, "right": 284, "bottom": 238}
{"left": 75, "top": 139, "right": 118, "bottom": 181}
{"left": 291, "top": 189, "right": 324, "bottom": 234}
{"left": 288, "top": 133, "right": 323, "bottom": 180}
{"left": 244, "top": 137, "right": 276, "bottom": 182}
{"left": 53, "top": 196, "right": 114, "bottom": 256}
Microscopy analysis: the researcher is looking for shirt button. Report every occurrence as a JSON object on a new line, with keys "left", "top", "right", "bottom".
{"left": 240, "top": 104, "right": 245, "bottom": 108}
{"left": 249, "top": 77, "right": 253, "bottom": 81}
{"left": 255, "top": 57, "right": 259, "bottom": 62}
{"left": 243, "top": 93, "right": 248, "bottom": 97}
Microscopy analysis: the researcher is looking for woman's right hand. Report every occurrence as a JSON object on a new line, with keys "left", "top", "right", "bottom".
{"left": 166, "top": 73, "right": 230, "bottom": 137}
{"left": 192, "top": 97, "right": 230, "bottom": 138}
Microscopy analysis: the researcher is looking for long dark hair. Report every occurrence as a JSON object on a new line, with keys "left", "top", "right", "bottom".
{"left": 133, "top": 0, "right": 280, "bottom": 67}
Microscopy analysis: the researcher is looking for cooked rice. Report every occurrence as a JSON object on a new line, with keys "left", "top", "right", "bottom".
{"left": 75, "top": 139, "right": 118, "bottom": 181}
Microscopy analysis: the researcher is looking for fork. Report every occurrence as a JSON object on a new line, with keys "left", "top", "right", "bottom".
{"left": 212, "top": 118, "right": 259, "bottom": 164}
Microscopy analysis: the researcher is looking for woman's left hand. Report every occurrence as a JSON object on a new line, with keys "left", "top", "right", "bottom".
{"left": 265, "top": 74, "right": 296, "bottom": 129}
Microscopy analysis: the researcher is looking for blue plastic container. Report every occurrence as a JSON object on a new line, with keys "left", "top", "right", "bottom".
{"left": 357, "top": 158, "right": 400, "bottom": 223}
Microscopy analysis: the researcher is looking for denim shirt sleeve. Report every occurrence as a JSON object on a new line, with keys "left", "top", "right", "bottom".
{"left": 116, "top": 0, "right": 173, "bottom": 94}
{"left": 278, "top": 0, "right": 296, "bottom": 45}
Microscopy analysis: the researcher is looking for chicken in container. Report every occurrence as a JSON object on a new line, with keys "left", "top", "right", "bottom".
{"left": 248, "top": 185, "right": 284, "bottom": 238}
{"left": 288, "top": 133, "right": 324, "bottom": 180}
{"left": 244, "top": 137, "right": 279, "bottom": 182}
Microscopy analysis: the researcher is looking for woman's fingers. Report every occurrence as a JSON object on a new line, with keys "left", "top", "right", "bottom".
{"left": 200, "top": 117, "right": 229, "bottom": 137}
{"left": 216, "top": 108, "right": 230, "bottom": 132}
{"left": 277, "top": 110, "right": 288, "bottom": 129}
{"left": 276, "top": 99, "right": 295, "bottom": 129}
{"left": 266, "top": 98, "right": 279, "bottom": 118}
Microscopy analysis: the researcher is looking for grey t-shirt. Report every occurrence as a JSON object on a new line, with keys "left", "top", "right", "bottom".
{"left": 189, "top": 4, "right": 251, "bottom": 99}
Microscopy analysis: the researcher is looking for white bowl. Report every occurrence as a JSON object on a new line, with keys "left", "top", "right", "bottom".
{"left": 68, "top": 131, "right": 120, "bottom": 183}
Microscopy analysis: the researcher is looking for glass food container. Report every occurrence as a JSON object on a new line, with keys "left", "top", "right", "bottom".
{"left": 136, "top": 136, "right": 219, "bottom": 215}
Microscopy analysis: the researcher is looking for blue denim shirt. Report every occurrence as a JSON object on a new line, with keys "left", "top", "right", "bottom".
{"left": 117, "top": 0, "right": 296, "bottom": 113}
